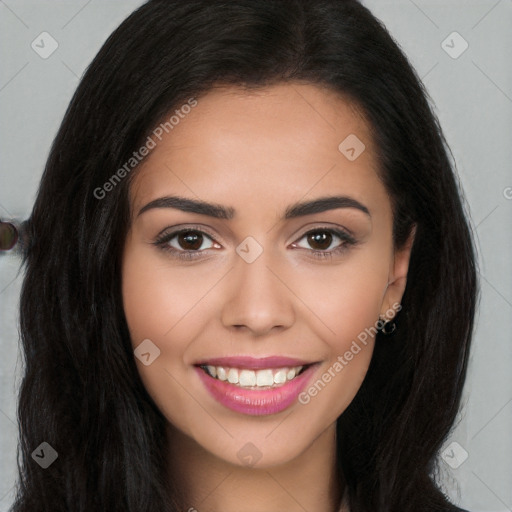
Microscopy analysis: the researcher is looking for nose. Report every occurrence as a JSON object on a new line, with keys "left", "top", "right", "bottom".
{"left": 220, "top": 245, "right": 295, "bottom": 336}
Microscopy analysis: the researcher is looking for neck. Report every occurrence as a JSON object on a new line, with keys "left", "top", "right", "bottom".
{"left": 166, "top": 421, "right": 344, "bottom": 512}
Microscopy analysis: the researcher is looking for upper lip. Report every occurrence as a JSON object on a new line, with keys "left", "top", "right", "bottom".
{"left": 194, "top": 356, "right": 315, "bottom": 370}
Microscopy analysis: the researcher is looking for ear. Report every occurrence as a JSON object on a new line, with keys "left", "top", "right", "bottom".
{"left": 380, "top": 225, "right": 416, "bottom": 319}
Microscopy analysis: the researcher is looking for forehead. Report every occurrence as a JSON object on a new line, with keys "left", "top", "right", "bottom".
{"left": 129, "top": 83, "right": 384, "bottom": 216}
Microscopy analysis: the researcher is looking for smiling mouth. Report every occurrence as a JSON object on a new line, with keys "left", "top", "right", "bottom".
{"left": 197, "top": 363, "right": 311, "bottom": 390}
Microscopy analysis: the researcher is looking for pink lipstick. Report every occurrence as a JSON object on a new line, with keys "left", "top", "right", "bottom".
{"left": 194, "top": 357, "right": 319, "bottom": 416}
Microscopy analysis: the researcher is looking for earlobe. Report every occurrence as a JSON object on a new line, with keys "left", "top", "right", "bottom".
{"left": 380, "top": 224, "right": 416, "bottom": 319}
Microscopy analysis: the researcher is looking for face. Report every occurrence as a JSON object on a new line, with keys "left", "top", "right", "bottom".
{"left": 121, "top": 83, "right": 413, "bottom": 469}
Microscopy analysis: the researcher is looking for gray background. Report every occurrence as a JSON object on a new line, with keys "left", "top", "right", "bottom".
{"left": 0, "top": 1, "right": 511, "bottom": 511}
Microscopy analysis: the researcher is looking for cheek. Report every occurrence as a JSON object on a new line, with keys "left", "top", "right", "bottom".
{"left": 121, "top": 243, "right": 210, "bottom": 430}
{"left": 287, "top": 251, "right": 388, "bottom": 409}
{"left": 293, "top": 284, "right": 382, "bottom": 426}
{"left": 289, "top": 249, "right": 389, "bottom": 340}
{"left": 122, "top": 242, "right": 217, "bottom": 344}
{"left": 121, "top": 240, "right": 226, "bottom": 412}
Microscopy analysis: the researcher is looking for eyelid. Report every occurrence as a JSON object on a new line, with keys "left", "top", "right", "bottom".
{"left": 155, "top": 223, "right": 219, "bottom": 240}
{"left": 291, "top": 224, "right": 356, "bottom": 243}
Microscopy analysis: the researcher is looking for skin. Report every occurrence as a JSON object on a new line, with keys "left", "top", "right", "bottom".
{"left": 121, "top": 83, "right": 415, "bottom": 512}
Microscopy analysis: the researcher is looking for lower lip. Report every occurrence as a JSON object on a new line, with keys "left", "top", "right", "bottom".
{"left": 195, "top": 364, "right": 318, "bottom": 416}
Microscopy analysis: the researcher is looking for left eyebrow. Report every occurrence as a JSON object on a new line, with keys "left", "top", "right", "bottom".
{"left": 137, "top": 194, "right": 370, "bottom": 219}
{"left": 284, "top": 195, "right": 370, "bottom": 218}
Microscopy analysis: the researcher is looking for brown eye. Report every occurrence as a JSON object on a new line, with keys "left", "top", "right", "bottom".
{"left": 154, "top": 226, "right": 221, "bottom": 261}
{"left": 292, "top": 228, "right": 357, "bottom": 259}
{"left": 157, "top": 229, "right": 217, "bottom": 254}
{"left": 307, "top": 231, "right": 333, "bottom": 251}
{"left": 177, "top": 231, "right": 205, "bottom": 251}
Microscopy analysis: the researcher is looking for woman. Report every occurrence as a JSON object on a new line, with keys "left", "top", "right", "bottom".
{"left": 12, "top": 1, "right": 477, "bottom": 511}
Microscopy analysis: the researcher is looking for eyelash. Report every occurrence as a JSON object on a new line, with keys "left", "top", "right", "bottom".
{"left": 153, "top": 225, "right": 357, "bottom": 262}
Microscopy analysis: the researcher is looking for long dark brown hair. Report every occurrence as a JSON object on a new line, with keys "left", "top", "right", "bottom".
{"left": 13, "top": 1, "right": 477, "bottom": 511}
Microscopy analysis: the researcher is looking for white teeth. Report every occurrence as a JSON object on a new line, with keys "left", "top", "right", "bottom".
{"left": 216, "top": 367, "right": 227, "bottom": 381}
{"left": 202, "top": 365, "right": 305, "bottom": 388}
{"left": 227, "top": 368, "right": 239, "bottom": 384}
{"left": 256, "top": 369, "right": 274, "bottom": 387}
{"left": 239, "top": 369, "right": 257, "bottom": 386}
{"left": 273, "top": 369, "right": 287, "bottom": 384}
